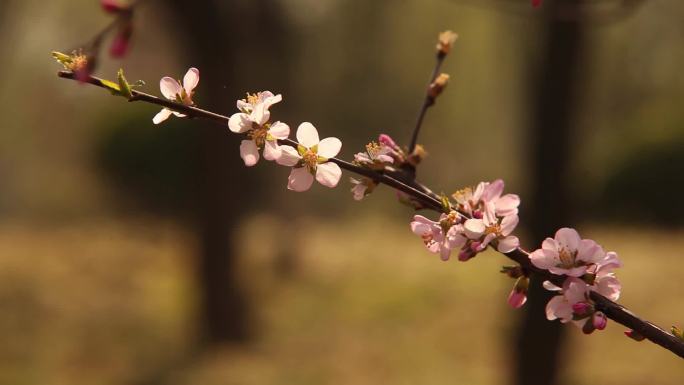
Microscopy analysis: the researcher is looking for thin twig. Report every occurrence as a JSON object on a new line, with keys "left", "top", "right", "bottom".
{"left": 407, "top": 52, "right": 445, "bottom": 155}
{"left": 57, "top": 70, "right": 684, "bottom": 359}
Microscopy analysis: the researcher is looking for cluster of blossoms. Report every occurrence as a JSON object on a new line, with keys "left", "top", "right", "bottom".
{"left": 151, "top": 66, "right": 623, "bottom": 335}
{"left": 531, "top": 228, "right": 622, "bottom": 334}
{"left": 153, "top": 69, "right": 343, "bottom": 192}
{"left": 410, "top": 180, "right": 520, "bottom": 262}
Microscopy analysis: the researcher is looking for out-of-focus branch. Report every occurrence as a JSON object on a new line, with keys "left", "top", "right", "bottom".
{"left": 56, "top": 69, "right": 684, "bottom": 359}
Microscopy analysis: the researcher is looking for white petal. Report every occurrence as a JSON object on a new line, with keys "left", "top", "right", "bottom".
{"left": 171, "top": 111, "right": 186, "bottom": 117}
{"left": 152, "top": 108, "right": 173, "bottom": 124}
{"left": 239, "top": 140, "right": 259, "bottom": 166}
{"left": 268, "top": 121, "right": 290, "bottom": 139}
{"left": 160, "top": 77, "right": 182, "bottom": 100}
{"left": 577, "top": 239, "right": 604, "bottom": 264}
{"left": 296, "top": 122, "right": 319, "bottom": 147}
{"left": 263, "top": 140, "right": 281, "bottom": 161}
{"left": 497, "top": 236, "right": 519, "bottom": 253}
{"left": 500, "top": 214, "right": 519, "bottom": 236}
{"left": 183, "top": 67, "right": 200, "bottom": 94}
{"left": 495, "top": 194, "right": 520, "bottom": 216}
{"left": 315, "top": 162, "right": 342, "bottom": 188}
{"left": 317, "top": 137, "right": 342, "bottom": 158}
{"left": 545, "top": 295, "right": 568, "bottom": 321}
{"left": 288, "top": 167, "right": 314, "bottom": 192}
{"left": 529, "top": 249, "right": 556, "bottom": 270}
{"left": 228, "top": 113, "right": 251, "bottom": 133}
{"left": 463, "top": 218, "right": 485, "bottom": 239}
{"left": 555, "top": 228, "right": 581, "bottom": 251}
{"left": 276, "top": 146, "right": 301, "bottom": 166}
{"left": 250, "top": 101, "right": 271, "bottom": 126}
{"left": 542, "top": 281, "right": 562, "bottom": 291}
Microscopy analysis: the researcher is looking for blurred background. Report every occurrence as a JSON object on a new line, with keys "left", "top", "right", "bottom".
{"left": 1, "top": 0, "right": 683, "bottom": 384}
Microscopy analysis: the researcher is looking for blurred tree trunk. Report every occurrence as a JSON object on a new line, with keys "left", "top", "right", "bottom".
{"left": 514, "top": 1, "right": 587, "bottom": 384}
{"left": 164, "top": 0, "right": 289, "bottom": 345}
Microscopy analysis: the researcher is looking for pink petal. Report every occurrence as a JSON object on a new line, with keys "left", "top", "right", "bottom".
{"left": 296, "top": 122, "right": 319, "bottom": 147}
{"left": 529, "top": 248, "right": 556, "bottom": 270}
{"left": 545, "top": 295, "right": 568, "bottom": 321}
{"left": 152, "top": 108, "right": 173, "bottom": 124}
{"left": 268, "top": 121, "right": 290, "bottom": 139}
{"left": 541, "top": 237, "right": 558, "bottom": 252}
{"left": 542, "top": 280, "right": 562, "bottom": 291}
{"left": 315, "top": 162, "right": 342, "bottom": 188}
{"left": 239, "top": 140, "right": 259, "bottom": 166}
{"left": 183, "top": 67, "right": 200, "bottom": 94}
{"left": 595, "top": 275, "right": 621, "bottom": 301}
{"left": 500, "top": 214, "right": 519, "bottom": 236}
{"left": 482, "top": 179, "right": 504, "bottom": 201}
{"left": 262, "top": 140, "right": 281, "bottom": 161}
{"left": 439, "top": 244, "right": 452, "bottom": 261}
{"left": 497, "top": 236, "right": 519, "bottom": 253}
{"left": 287, "top": 167, "right": 314, "bottom": 192}
{"left": 317, "top": 137, "right": 342, "bottom": 159}
{"left": 564, "top": 278, "right": 588, "bottom": 304}
{"left": 555, "top": 228, "right": 581, "bottom": 251}
{"left": 577, "top": 239, "right": 604, "bottom": 264}
{"left": 160, "top": 77, "right": 182, "bottom": 100}
{"left": 228, "top": 113, "right": 251, "bottom": 133}
{"left": 495, "top": 194, "right": 520, "bottom": 216}
{"left": 276, "top": 146, "right": 301, "bottom": 166}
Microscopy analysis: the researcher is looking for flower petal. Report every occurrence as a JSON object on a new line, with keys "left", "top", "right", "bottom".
{"left": 555, "top": 228, "right": 581, "bottom": 251}
{"left": 228, "top": 113, "right": 252, "bottom": 133}
{"left": 495, "top": 194, "right": 520, "bottom": 216}
{"left": 160, "top": 76, "right": 182, "bottom": 100}
{"left": 497, "top": 236, "right": 519, "bottom": 253}
{"left": 263, "top": 140, "right": 281, "bottom": 161}
{"left": 500, "top": 214, "right": 519, "bottom": 236}
{"left": 529, "top": 248, "right": 556, "bottom": 270}
{"left": 239, "top": 140, "right": 259, "bottom": 166}
{"left": 482, "top": 179, "right": 504, "bottom": 201}
{"left": 577, "top": 239, "right": 604, "bottom": 264}
{"left": 288, "top": 167, "right": 314, "bottom": 192}
{"left": 315, "top": 162, "right": 342, "bottom": 188}
{"left": 268, "top": 121, "right": 290, "bottom": 139}
{"left": 296, "top": 122, "right": 319, "bottom": 147}
{"left": 183, "top": 67, "right": 199, "bottom": 94}
{"left": 317, "top": 137, "right": 342, "bottom": 159}
{"left": 463, "top": 218, "right": 486, "bottom": 239}
{"left": 152, "top": 108, "right": 173, "bottom": 124}
{"left": 276, "top": 146, "right": 301, "bottom": 166}
{"left": 545, "top": 295, "right": 569, "bottom": 321}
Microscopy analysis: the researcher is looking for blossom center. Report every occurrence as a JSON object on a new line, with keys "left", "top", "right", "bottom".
{"left": 248, "top": 125, "right": 269, "bottom": 147}
{"left": 558, "top": 248, "right": 578, "bottom": 268}
{"left": 302, "top": 148, "right": 319, "bottom": 171}
{"left": 485, "top": 223, "right": 501, "bottom": 236}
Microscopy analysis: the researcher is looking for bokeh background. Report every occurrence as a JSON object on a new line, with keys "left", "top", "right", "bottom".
{"left": 1, "top": 0, "right": 683, "bottom": 384}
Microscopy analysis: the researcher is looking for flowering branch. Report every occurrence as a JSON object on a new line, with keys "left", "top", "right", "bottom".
{"left": 56, "top": 68, "right": 684, "bottom": 358}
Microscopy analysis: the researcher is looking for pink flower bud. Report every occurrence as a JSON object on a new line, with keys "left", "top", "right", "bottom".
{"left": 592, "top": 311, "right": 607, "bottom": 330}
{"left": 378, "top": 134, "right": 397, "bottom": 149}
{"left": 472, "top": 210, "right": 483, "bottom": 219}
{"left": 507, "top": 289, "right": 527, "bottom": 309}
{"left": 624, "top": 329, "right": 645, "bottom": 341}
{"left": 469, "top": 241, "right": 481, "bottom": 252}
{"left": 110, "top": 23, "right": 133, "bottom": 58}
{"left": 458, "top": 248, "right": 474, "bottom": 262}
{"left": 572, "top": 302, "right": 591, "bottom": 316}
{"left": 101, "top": 0, "right": 128, "bottom": 14}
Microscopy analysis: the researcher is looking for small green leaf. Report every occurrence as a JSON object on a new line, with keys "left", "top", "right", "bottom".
{"left": 440, "top": 192, "right": 451, "bottom": 213}
{"left": 100, "top": 79, "right": 121, "bottom": 94}
{"left": 672, "top": 326, "right": 684, "bottom": 340}
{"left": 117, "top": 68, "right": 133, "bottom": 99}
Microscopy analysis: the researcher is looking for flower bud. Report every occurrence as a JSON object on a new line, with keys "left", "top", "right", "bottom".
{"left": 110, "top": 22, "right": 133, "bottom": 58}
{"left": 436, "top": 30, "right": 458, "bottom": 56}
{"left": 427, "top": 73, "right": 450, "bottom": 99}
{"left": 101, "top": 0, "right": 130, "bottom": 14}
{"left": 458, "top": 247, "right": 475, "bottom": 262}
{"left": 624, "top": 329, "right": 645, "bottom": 341}
{"left": 507, "top": 277, "right": 529, "bottom": 309}
{"left": 582, "top": 318, "right": 596, "bottom": 334}
{"left": 472, "top": 210, "right": 483, "bottom": 219}
{"left": 672, "top": 326, "right": 684, "bottom": 340}
{"left": 378, "top": 134, "right": 397, "bottom": 149}
{"left": 572, "top": 302, "right": 592, "bottom": 317}
{"left": 592, "top": 311, "right": 607, "bottom": 330}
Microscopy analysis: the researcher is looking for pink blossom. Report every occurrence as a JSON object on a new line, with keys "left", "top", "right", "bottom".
{"left": 276, "top": 123, "right": 342, "bottom": 191}
{"left": 228, "top": 92, "right": 288, "bottom": 166}
{"left": 153, "top": 68, "right": 199, "bottom": 124}
{"left": 410, "top": 213, "right": 466, "bottom": 261}
{"left": 354, "top": 141, "right": 394, "bottom": 165}
{"left": 350, "top": 177, "right": 375, "bottom": 201}
{"left": 529, "top": 228, "right": 605, "bottom": 277}
{"left": 452, "top": 179, "right": 520, "bottom": 218}
{"left": 544, "top": 278, "right": 588, "bottom": 323}
{"left": 507, "top": 276, "right": 529, "bottom": 309}
{"left": 593, "top": 311, "right": 607, "bottom": 330}
{"left": 462, "top": 208, "right": 520, "bottom": 253}
{"left": 101, "top": 0, "right": 128, "bottom": 14}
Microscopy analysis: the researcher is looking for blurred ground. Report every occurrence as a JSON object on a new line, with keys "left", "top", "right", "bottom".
{"left": 1, "top": 214, "right": 681, "bottom": 385}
